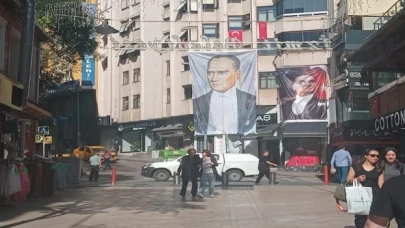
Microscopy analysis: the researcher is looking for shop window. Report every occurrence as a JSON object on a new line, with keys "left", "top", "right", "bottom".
{"left": 123, "top": 71, "right": 129, "bottom": 85}
{"left": 277, "top": 30, "right": 325, "bottom": 42}
{"left": 122, "top": 96, "right": 129, "bottom": 110}
{"left": 257, "top": 6, "right": 276, "bottom": 22}
{"left": 259, "top": 72, "right": 277, "bottom": 89}
{"left": 183, "top": 85, "right": 192, "bottom": 100}
{"left": 133, "top": 94, "right": 140, "bottom": 109}
{"left": 133, "top": 68, "right": 140, "bottom": 82}
{"left": 350, "top": 91, "right": 369, "bottom": 112}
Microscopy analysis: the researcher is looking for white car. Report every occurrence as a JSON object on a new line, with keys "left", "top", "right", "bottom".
{"left": 141, "top": 153, "right": 259, "bottom": 182}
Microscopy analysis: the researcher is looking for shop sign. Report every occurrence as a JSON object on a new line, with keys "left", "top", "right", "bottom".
{"left": 331, "top": 127, "right": 397, "bottom": 141}
{"left": 256, "top": 114, "right": 277, "bottom": 130}
{"left": 333, "top": 73, "right": 349, "bottom": 91}
{"left": 374, "top": 108, "right": 405, "bottom": 133}
{"left": 117, "top": 121, "right": 158, "bottom": 132}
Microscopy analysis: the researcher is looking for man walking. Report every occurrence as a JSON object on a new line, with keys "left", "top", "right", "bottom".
{"left": 103, "top": 150, "right": 113, "bottom": 170}
{"left": 330, "top": 146, "right": 352, "bottom": 184}
{"left": 89, "top": 153, "right": 101, "bottom": 181}
{"left": 255, "top": 150, "right": 278, "bottom": 185}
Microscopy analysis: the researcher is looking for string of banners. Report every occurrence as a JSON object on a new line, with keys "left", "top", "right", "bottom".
{"left": 111, "top": 35, "right": 331, "bottom": 54}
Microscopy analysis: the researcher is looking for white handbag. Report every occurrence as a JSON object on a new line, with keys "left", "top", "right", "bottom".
{"left": 345, "top": 178, "right": 373, "bottom": 215}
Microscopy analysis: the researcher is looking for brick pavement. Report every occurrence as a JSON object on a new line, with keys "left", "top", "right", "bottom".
{"left": 0, "top": 184, "right": 356, "bottom": 228}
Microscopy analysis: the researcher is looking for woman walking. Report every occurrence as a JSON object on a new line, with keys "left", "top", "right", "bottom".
{"left": 177, "top": 148, "right": 201, "bottom": 198}
{"left": 346, "top": 148, "right": 384, "bottom": 228}
{"left": 197, "top": 150, "right": 217, "bottom": 198}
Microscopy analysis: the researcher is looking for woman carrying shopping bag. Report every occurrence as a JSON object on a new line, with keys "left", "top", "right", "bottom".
{"left": 346, "top": 148, "right": 384, "bottom": 228}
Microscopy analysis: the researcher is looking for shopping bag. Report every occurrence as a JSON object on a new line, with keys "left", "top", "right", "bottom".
{"left": 330, "top": 167, "right": 336, "bottom": 174}
{"left": 345, "top": 179, "right": 373, "bottom": 215}
{"left": 334, "top": 184, "right": 346, "bottom": 202}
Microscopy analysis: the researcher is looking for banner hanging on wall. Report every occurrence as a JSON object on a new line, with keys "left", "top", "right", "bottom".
{"left": 188, "top": 51, "right": 257, "bottom": 136}
{"left": 278, "top": 65, "right": 329, "bottom": 121}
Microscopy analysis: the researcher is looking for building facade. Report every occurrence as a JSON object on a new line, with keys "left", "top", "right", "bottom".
{"left": 97, "top": 0, "right": 332, "bottom": 164}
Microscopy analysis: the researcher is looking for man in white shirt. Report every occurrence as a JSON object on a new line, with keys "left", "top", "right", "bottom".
{"left": 280, "top": 68, "right": 327, "bottom": 120}
{"left": 193, "top": 55, "right": 256, "bottom": 135}
{"left": 89, "top": 153, "right": 101, "bottom": 181}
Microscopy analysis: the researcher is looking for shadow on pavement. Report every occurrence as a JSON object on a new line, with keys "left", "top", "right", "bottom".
{"left": 315, "top": 174, "right": 341, "bottom": 184}
{"left": 0, "top": 187, "right": 205, "bottom": 228}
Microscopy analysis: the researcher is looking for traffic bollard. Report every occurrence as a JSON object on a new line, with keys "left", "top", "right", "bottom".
{"left": 173, "top": 172, "right": 181, "bottom": 185}
{"left": 112, "top": 166, "right": 117, "bottom": 186}
{"left": 269, "top": 168, "right": 277, "bottom": 185}
{"left": 324, "top": 164, "right": 329, "bottom": 186}
{"left": 221, "top": 171, "right": 229, "bottom": 186}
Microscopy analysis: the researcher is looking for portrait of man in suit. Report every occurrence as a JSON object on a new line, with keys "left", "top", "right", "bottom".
{"left": 279, "top": 66, "right": 328, "bottom": 121}
{"left": 192, "top": 54, "right": 256, "bottom": 135}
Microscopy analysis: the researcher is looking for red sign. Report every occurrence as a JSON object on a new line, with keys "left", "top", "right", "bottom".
{"left": 258, "top": 22, "right": 268, "bottom": 39}
{"left": 228, "top": 30, "right": 243, "bottom": 42}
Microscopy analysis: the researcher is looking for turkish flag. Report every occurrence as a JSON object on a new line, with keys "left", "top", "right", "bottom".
{"left": 228, "top": 30, "right": 243, "bottom": 42}
{"left": 258, "top": 22, "right": 267, "bottom": 39}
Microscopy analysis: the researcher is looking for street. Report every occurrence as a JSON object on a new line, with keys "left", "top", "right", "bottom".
{"left": 0, "top": 155, "right": 357, "bottom": 228}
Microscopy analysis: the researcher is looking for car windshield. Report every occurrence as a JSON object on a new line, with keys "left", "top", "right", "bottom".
{"left": 92, "top": 148, "right": 105, "bottom": 153}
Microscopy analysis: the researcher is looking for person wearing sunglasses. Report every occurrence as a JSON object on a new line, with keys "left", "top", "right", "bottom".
{"left": 346, "top": 148, "right": 384, "bottom": 228}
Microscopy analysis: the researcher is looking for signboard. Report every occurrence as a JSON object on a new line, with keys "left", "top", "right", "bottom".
{"left": 38, "top": 126, "right": 50, "bottom": 135}
{"left": 331, "top": 127, "right": 397, "bottom": 141}
{"left": 117, "top": 121, "right": 163, "bottom": 132}
{"left": 374, "top": 108, "right": 405, "bottom": 133}
{"left": 256, "top": 114, "right": 277, "bottom": 130}
{"left": 82, "top": 55, "right": 95, "bottom": 87}
{"left": 35, "top": 135, "right": 44, "bottom": 143}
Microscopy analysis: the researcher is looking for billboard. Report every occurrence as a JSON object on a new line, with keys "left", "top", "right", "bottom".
{"left": 278, "top": 65, "right": 329, "bottom": 121}
{"left": 189, "top": 51, "right": 257, "bottom": 136}
{"left": 81, "top": 3, "right": 96, "bottom": 87}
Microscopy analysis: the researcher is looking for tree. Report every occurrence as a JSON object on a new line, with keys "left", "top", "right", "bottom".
{"left": 36, "top": 0, "right": 98, "bottom": 101}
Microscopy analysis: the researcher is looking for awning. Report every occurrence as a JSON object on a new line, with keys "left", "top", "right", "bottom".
{"left": 175, "top": 0, "right": 187, "bottom": 11}
{"left": 119, "top": 22, "right": 129, "bottom": 33}
{"left": 0, "top": 103, "right": 31, "bottom": 120}
{"left": 178, "top": 29, "right": 187, "bottom": 38}
{"left": 152, "top": 123, "right": 183, "bottom": 132}
{"left": 23, "top": 102, "right": 52, "bottom": 120}
{"left": 241, "top": 123, "right": 282, "bottom": 140}
{"left": 282, "top": 122, "right": 327, "bottom": 138}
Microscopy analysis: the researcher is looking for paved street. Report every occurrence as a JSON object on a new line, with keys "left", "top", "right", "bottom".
{"left": 0, "top": 155, "right": 357, "bottom": 228}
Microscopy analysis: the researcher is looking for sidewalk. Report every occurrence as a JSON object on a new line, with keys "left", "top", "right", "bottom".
{"left": 0, "top": 184, "right": 354, "bottom": 228}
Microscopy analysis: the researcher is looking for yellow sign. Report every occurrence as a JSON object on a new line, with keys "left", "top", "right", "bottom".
{"left": 45, "top": 136, "right": 52, "bottom": 144}
{"left": 35, "top": 135, "right": 44, "bottom": 143}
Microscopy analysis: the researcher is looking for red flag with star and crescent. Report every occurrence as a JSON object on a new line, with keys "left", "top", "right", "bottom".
{"left": 258, "top": 22, "right": 268, "bottom": 39}
{"left": 228, "top": 30, "right": 243, "bottom": 42}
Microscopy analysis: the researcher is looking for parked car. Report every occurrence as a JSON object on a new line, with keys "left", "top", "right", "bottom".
{"left": 72, "top": 146, "right": 118, "bottom": 163}
{"left": 141, "top": 153, "right": 259, "bottom": 182}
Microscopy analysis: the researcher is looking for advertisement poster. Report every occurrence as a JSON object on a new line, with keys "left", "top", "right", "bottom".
{"left": 188, "top": 51, "right": 257, "bottom": 136}
{"left": 278, "top": 65, "right": 329, "bottom": 121}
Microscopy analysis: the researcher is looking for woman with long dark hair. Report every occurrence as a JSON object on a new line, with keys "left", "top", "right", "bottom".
{"left": 346, "top": 148, "right": 384, "bottom": 228}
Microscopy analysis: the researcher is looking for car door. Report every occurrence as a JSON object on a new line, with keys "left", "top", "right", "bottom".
{"left": 84, "top": 147, "right": 92, "bottom": 161}
{"left": 214, "top": 154, "right": 224, "bottom": 176}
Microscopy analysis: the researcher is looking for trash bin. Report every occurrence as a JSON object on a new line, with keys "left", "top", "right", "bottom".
{"left": 269, "top": 168, "right": 277, "bottom": 185}
{"left": 173, "top": 172, "right": 181, "bottom": 185}
{"left": 222, "top": 171, "right": 229, "bottom": 186}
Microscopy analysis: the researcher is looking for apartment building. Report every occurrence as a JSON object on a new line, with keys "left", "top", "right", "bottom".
{"left": 97, "top": 0, "right": 332, "bottom": 161}
{"left": 328, "top": 0, "right": 399, "bottom": 161}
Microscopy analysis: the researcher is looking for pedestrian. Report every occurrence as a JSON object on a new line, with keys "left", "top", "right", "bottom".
{"left": 379, "top": 147, "right": 404, "bottom": 227}
{"left": 197, "top": 150, "right": 217, "bottom": 198}
{"left": 255, "top": 150, "right": 278, "bottom": 185}
{"left": 177, "top": 148, "right": 201, "bottom": 198}
{"left": 364, "top": 174, "right": 405, "bottom": 228}
{"left": 346, "top": 148, "right": 384, "bottom": 228}
{"left": 103, "top": 150, "right": 113, "bottom": 170}
{"left": 89, "top": 153, "right": 101, "bottom": 181}
{"left": 330, "top": 146, "right": 352, "bottom": 184}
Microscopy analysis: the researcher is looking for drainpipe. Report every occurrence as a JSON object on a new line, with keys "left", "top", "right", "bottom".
{"left": 18, "top": 0, "right": 36, "bottom": 106}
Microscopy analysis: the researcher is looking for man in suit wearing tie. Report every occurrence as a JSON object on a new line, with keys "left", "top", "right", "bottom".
{"left": 193, "top": 55, "right": 256, "bottom": 135}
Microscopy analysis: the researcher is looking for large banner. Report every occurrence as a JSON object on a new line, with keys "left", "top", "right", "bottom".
{"left": 278, "top": 65, "right": 329, "bottom": 121}
{"left": 189, "top": 51, "right": 257, "bottom": 136}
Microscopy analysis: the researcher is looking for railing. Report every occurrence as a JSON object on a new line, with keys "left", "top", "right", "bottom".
{"left": 373, "top": 0, "right": 405, "bottom": 32}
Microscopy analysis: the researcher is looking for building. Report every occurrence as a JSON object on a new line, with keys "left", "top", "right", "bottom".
{"left": 348, "top": 1, "right": 405, "bottom": 154}
{"left": 328, "top": 0, "right": 400, "bottom": 161}
{"left": 97, "top": 0, "right": 332, "bottom": 164}
{"left": 0, "top": 0, "right": 51, "bottom": 158}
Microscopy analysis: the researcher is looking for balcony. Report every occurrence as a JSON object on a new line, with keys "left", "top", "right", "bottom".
{"left": 275, "top": 15, "right": 327, "bottom": 33}
{"left": 275, "top": 51, "right": 331, "bottom": 68}
{"left": 332, "top": 30, "right": 374, "bottom": 50}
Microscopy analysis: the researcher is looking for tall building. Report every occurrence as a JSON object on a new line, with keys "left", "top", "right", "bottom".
{"left": 97, "top": 0, "right": 331, "bottom": 163}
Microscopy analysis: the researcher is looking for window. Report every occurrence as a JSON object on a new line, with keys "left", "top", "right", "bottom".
{"left": 123, "top": 71, "right": 129, "bottom": 84}
{"left": 183, "top": 85, "right": 192, "bottom": 99}
{"left": 259, "top": 72, "right": 277, "bottom": 89}
{"left": 257, "top": 6, "right": 276, "bottom": 21}
{"left": 277, "top": 0, "right": 328, "bottom": 16}
{"left": 133, "top": 68, "right": 140, "bottom": 82}
{"left": 228, "top": 0, "right": 241, "bottom": 3}
{"left": 121, "top": 0, "right": 129, "bottom": 9}
{"left": 242, "top": 14, "right": 251, "bottom": 30}
{"left": 203, "top": 2, "right": 215, "bottom": 12}
{"left": 258, "top": 39, "right": 278, "bottom": 56}
{"left": 182, "top": 56, "right": 190, "bottom": 71}
{"left": 133, "top": 94, "right": 140, "bottom": 109}
{"left": 122, "top": 96, "right": 129, "bottom": 110}
{"left": 202, "top": 24, "right": 219, "bottom": 38}
{"left": 133, "top": 17, "right": 141, "bottom": 30}
{"left": 350, "top": 91, "right": 369, "bottom": 112}
{"left": 162, "top": 32, "right": 170, "bottom": 48}
{"left": 277, "top": 30, "right": 325, "bottom": 42}
{"left": 166, "top": 61, "right": 170, "bottom": 76}
{"left": 166, "top": 88, "right": 171, "bottom": 104}
{"left": 228, "top": 16, "right": 243, "bottom": 30}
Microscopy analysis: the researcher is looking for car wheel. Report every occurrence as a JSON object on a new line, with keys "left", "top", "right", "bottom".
{"left": 153, "top": 169, "right": 171, "bottom": 181}
{"left": 227, "top": 169, "right": 243, "bottom": 182}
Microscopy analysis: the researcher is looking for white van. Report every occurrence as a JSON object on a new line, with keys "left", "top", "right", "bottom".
{"left": 141, "top": 153, "right": 259, "bottom": 182}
